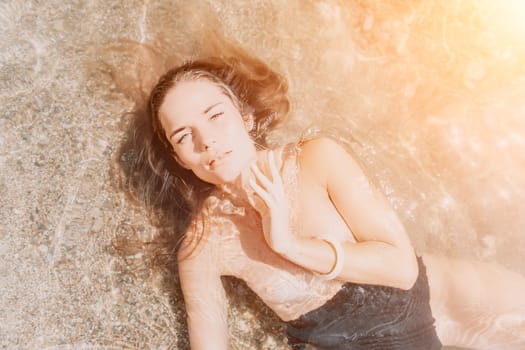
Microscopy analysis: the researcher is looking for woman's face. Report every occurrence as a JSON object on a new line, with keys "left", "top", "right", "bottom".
{"left": 159, "top": 79, "right": 256, "bottom": 185}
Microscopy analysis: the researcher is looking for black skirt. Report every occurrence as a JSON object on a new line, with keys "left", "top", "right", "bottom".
{"left": 284, "top": 257, "right": 442, "bottom": 350}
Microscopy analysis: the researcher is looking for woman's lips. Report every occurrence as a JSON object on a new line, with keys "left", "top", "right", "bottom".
{"left": 209, "top": 151, "right": 232, "bottom": 169}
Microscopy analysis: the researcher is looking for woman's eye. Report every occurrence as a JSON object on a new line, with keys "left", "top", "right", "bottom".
{"left": 210, "top": 112, "right": 224, "bottom": 120}
{"left": 176, "top": 132, "right": 191, "bottom": 144}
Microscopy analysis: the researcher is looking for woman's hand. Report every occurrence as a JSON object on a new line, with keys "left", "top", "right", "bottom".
{"left": 249, "top": 150, "right": 295, "bottom": 255}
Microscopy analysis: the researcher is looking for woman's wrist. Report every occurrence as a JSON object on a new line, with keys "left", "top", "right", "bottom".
{"left": 314, "top": 239, "right": 344, "bottom": 280}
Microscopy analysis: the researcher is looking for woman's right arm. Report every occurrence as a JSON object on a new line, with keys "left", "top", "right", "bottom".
{"left": 178, "top": 237, "right": 229, "bottom": 350}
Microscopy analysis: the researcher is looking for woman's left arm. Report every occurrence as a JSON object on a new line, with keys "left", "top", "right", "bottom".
{"left": 252, "top": 137, "right": 418, "bottom": 290}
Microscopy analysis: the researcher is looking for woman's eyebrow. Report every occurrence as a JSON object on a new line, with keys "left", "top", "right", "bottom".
{"left": 168, "top": 126, "right": 186, "bottom": 140}
{"left": 203, "top": 102, "right": 222, "bottom": 114}
{"left": 168, "top": 102, "right": 224, "bottom": 140}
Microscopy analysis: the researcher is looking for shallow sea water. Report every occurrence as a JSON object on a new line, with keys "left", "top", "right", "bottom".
{"left": 1, "top": 0, "right": 524, "bottom": 349}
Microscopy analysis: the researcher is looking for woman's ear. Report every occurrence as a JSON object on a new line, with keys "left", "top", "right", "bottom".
{"left": 243, "top": 113, "right": 256, "bottom": 133}
{"left": 242, "top": 104, "right": 256, "bottom": 134}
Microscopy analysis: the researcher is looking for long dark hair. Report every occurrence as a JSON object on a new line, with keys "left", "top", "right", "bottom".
{"left": 113, "top": 45, "right": 290, "bottom": 273}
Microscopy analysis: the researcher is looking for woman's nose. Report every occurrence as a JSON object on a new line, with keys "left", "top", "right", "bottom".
{"left": 203, "top": 140, "right": 216, "bottom": 151}
{"left": 199, "top": 132, "right": 217, "bottom": 152}
{"left": 195, "top": 126, "right": 219, "bottom": 152}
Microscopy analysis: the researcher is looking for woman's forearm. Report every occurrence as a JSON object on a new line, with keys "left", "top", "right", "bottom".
{"left": 188, "top": 323, "right": 228, "bottom": 350}
{"left": 280, "top": 236, "right": 418, "bottom": 290}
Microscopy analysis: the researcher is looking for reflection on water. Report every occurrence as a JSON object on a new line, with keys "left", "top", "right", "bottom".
{"left": 1, "top": 0, "right": 524, "bottom": 349}
{"left": 270, "top": 1, "right": 525, "bottom": 272}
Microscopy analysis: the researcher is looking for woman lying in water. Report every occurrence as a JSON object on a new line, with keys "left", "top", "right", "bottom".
{"left": 118, "top": 45, "right": 525, "bottom": 349}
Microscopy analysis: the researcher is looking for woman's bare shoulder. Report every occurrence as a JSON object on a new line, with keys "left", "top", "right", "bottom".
{"left": 297, "top": 136, "right": 345, "bottom": 157}
{"left": 177, "top": 212, "right": 218, "bottom": 266}
{"left": 296, "top": 136, "right": 345, "bottom": 182}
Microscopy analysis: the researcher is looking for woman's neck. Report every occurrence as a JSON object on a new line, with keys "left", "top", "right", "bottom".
{"left": 216, "top": 148, "right": 271, "bottom": 211}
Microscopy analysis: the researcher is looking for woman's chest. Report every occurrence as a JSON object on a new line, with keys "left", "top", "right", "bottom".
{"left": 214, "top": 157, "right": 354, "bottom": 273}
{"left": 210, "top": 179, "right": 349, "bottom": 318}
{"left": 291, "top": 177, "right": 356, "bottom": 243}
{"left": 213, "top": 207, "right": 342, "bottom": 319}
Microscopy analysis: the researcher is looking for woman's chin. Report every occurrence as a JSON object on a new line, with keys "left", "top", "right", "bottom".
{"left": 219, "top": 175, "right": 240, "bottom": 185}
{"left": 214, "top": 169, "right": 244, "bottom": 185}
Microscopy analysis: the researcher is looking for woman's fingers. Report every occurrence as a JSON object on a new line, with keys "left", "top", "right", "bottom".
{"left": 268, "top": 150, "right": 281, "bottom": 186}
{"left": 250, "top": 150, "right": 285, "bottom": 206}
{"left": 250, "top": 161, "right": 273, "bottom": 190}
{"left": 249, "top": 179, "right": 273, "bottom": 205}
{"left": 250, "top": 162, "right": 274, "bottom": 205}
